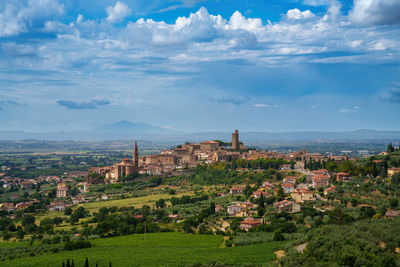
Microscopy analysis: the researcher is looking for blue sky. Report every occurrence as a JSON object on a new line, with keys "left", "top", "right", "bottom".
{"left": 0, "top": 0, "right": 400, "bottom": 132}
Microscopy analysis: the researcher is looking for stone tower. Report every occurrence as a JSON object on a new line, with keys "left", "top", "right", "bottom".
{"left": 232, "top": 129, "right": 240, "bottom": 150}
{"left": 133, "top": 140, "right": 139, "bottom": 173}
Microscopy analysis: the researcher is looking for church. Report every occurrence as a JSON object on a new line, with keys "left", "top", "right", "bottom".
{"left": 88, "top": 141, "right": 139, "bottom": 183}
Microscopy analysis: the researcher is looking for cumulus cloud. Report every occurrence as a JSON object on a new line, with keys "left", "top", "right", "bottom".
{"left": 106, "top": 1, "right": 131, "bottom": 23}
{"left": 0, "top": 0, "right": 64, "bottom": 37}
{"left": 349, "top": 0, "right": 400, "bottom": 25}
{"left": 286, "top": 8, "right": 315, "bottom": 20}
{"left": 57, "top": 99, "right": 111, "bottom": 110}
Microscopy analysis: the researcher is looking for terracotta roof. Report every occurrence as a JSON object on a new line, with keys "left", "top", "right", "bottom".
{"left": 241, "top": 220, "right": 261, "bottom": 225}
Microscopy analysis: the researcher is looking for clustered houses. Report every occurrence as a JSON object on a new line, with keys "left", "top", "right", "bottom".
{"left": 223, "top": 166, "right": 350, "bottom": 230}
{"left": 87, "top": 129, "right": 351, "bottom": 185}
{"left": 274, "top": 200, "right": 301, "bottom": 213}
{"left": 227, "top": 201, "right": 257, "bottom": 217}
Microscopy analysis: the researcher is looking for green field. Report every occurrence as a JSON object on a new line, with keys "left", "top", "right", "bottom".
{"left": 3, "top": 232, "right": 285, "bottom": 266}
{"left": 77, "top": 192, "right": 195, "bottom": 212}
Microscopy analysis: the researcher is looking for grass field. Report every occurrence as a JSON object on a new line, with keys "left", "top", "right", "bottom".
{"left": 3, "top": 232, "right": 285, "bottom": 266}
{"left": 77, "top": 191, "right": 195, "bottom": 212}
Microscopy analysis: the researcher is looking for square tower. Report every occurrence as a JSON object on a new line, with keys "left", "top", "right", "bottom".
{"left": 232, "top": 129, "right": 240, "bottom": 150}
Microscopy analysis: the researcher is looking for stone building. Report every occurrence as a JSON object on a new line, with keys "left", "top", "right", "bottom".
{"left": 88, "top": 141, "right": 139, "bottom": 183}
{"left": 56, "top": 182, "right": 68, "bottom": 198}
{"left": 232, "top": 129, "right": 240, "bottom": 150}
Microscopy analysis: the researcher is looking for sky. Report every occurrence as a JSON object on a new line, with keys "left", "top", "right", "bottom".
{"left": 0, "top": 0, "right": 400, "bottom": 133}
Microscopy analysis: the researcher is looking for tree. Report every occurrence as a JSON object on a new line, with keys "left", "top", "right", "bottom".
{"left": 2, "top": 231, "right": 11, "bottom": 241}
{"left": 16, "top": 228, "right": 25, "bottom": 240}
{"left": 273, "top": 230, "right": 285, "bottom": 241}
{"left": 387, "top": 143, "right": 395, "bottom": 153}
{"left": 338, "top": 161, "right": 355, "bottom": 175}
{"left": 391, "top": 173, "right": 400, "bottom": 185}
{"left": 389, "top": 198, "right": 399, "bottom": 209}
{"left": 70, "top": 213, "right": 79, "bottom": 225}
{"left": 84, "top": 258, "right": 89, "bottom": 267}
{"left": 257, "top": 195, "right": 265, "bottom": 217}
{"left": 156, "top": 198, "right": 165, "bottom": 209}
{"left": 210, "top": 202, "right": 216, "bottom": 214}
{"left": 64, "top": 207, "right": 72, "bottom": 216}
{"left": 379, "top": 167, "right": 387, "bottom": 178}
{"left": 22, "top": 214, "right": 35, "bottom": 228}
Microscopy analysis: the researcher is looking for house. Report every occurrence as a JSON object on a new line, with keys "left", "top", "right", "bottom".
{"left": 281, "top": 182, "right": 295, "bottom": 193}
{"left": 324, "top": 186, "right": 337, "bottom": 196}
{"left": 0, "top": 202, "right": 14, "bottom": 211}
{"left": 15, "top": 201, "right": 34, "bottom": 210}
{"left": 336, "top": 172, "right": 352, "bottom": 183}
{"left": 56, "top": 182, "right": 68, "bottom": 198}
{"left": 101, "top": 195, "right": 109, "bottom": 200}
{"left": 238, "top": 201, "right": 256, "bottom": 209}
{"left": 72, "top": 195, "right": 86, "bottom": 205}
{"left": 132, "top": 215, "right": 144, "bottom": 219}
{"left": 291, "top": 188, "right": 316, "bottom": 203}
{"left": 215, "top": 205, "right": 224, "bottom": 213}
{"left": 261, "top": 182, "right": 275, "bottom": 190}
{"left": 283, "top": 176, "right": 297, "bottom": 184}
{"left": 230, "top": 187, "right": 244, "bottom": 195}
{"left": 385, "top": 211, "right": 399, "bottom": 218}
{"left": 227, "top": 204, "right": 242, "bottom": 216}
{"left": 20, "top": 181, "right": 34, "bottom": 190}
{"left": 252, "top": 191, "right": 272, "bottom": 199}
{"left": 312, "top": 175, "right": 329, "bottom": 188}
{"left": 240, "top": 217, "right": 262, "bottom": 231}
{"left": 274, "top": 200, "right": 301, "bottom": 213}
{"left": 388, "top": 168, "right": 400, "bottom": 178}
{"left": 49, "top": 200, "right": 65, "bottom": 211}
{"left": 313, "top": 169, "right": 329, "bottom": 176}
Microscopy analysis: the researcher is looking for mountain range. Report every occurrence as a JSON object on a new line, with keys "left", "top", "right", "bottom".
{"left": 0, "top": 121, "right": 399, "bottom": 142}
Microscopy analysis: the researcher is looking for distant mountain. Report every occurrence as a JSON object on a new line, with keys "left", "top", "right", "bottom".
{"left": 94, "top": 120, "right": 173, "bottom": 134}
{"left": 0, "top": 128, "right": 398, "bottom": 142}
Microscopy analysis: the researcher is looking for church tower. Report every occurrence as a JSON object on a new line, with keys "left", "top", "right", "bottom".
{"left": 232, "top": 129, "right": 240, "bottom": 150}
{"left": 133, "top": 140, "right": 139, "bottom": 173}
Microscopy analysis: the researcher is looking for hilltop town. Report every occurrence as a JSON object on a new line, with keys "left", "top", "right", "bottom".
{"left": 0, "top": 132, "right": 400, "bottom": 266}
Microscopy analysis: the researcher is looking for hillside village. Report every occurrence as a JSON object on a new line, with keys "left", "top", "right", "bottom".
{"left": 0, "top": 134, "right": 400, "bottom": 265}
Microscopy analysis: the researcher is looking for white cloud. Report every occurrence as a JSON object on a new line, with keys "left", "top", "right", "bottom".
{"left": 106, "top": 1, "right": 131, "bottom": 23}
{"left": 303, "top": 0, "right": 332, "bottom": 6}
{"left": 349, "top": 0, "right": 400, "bottom": 25}
{"left": 254, "top": 104, "right": 283, "bottom": 108}
{"left": 286, "top": 8, "right": 315, "bottom": 20}
{"left": 228, "top": 11, "right": 263, "bottom": 32}
{"left": 339, "top": 106, "right": 362, "bottom": 113}
{"left": 0, "top": 0, "right": 64, "bottom": 37}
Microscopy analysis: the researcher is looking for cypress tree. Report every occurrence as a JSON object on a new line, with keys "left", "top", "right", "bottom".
{"left": 66, "top": 259, "right": 70, "bottom": 267}
{"left": 62, "top": 262, "right": 65, "bottom": 267}
{"left": 71, "top": 259, "right": 75, "bottom": 267}
{"left": 84, "top": 258, "right": 89, "bottom": 267}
